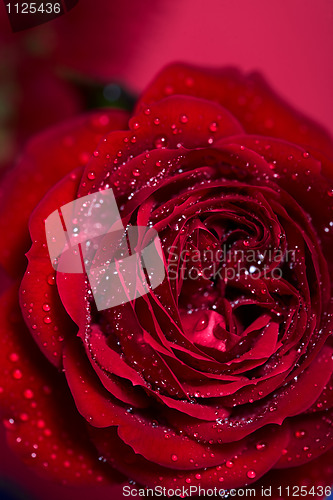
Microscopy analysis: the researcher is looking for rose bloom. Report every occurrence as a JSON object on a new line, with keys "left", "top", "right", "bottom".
{"left": 0, "top": 64, "right": 333, "bottom": 496}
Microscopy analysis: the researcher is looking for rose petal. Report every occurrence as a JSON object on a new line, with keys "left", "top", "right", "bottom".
{"left": 0, "top": 109, "right": 129, "bottom": 277}
{"left": 0, "top": 285, "right": 121, "bottom": 485}
{"left": 137, "top": 63, "right": 333, "bottom": 159}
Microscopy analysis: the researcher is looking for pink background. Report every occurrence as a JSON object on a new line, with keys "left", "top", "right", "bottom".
{"left": 124, "top": 0, "right": 333, "bottom": 135}
{"left": 0, "top": 1, "right": 332, "bottom": 500}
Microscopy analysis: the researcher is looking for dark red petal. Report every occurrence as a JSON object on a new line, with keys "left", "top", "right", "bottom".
{"left": 117, "top": 416, "right": 255, "bottom": 471}
{"left": 0, "top": 285, "right": 120, "bottom": 485}
{"left": 90, "top": 423, "right": 289, "bottom": 489}
{"left": 0, "top": 109, "right": 129, "bottom": 277}
{"left": 62, "top": 335, "right": 130, "bottom": 428}
{"left": 216, "top": 135, "right": 333, "bottom": 270}
{"left": 274, "top": 408, "right": 333, "bottom": 468}
{"left": 166, "top": 344, "right": 333, "bottom": 443}
{"left": 19, "top": 170, "right": 82, "bottom": 367}
{"left": 63, "top": 336, "right": 248, "bottom": 469}
{"left": 305, "top": 374, "right": 333, "bottom": 414}
{"left": 254, "top": 448, "right": 333, "bottom": 500}
{"left": 137, "top": 63, "right": 333, "bottom": 159}
{"left": 78, "top": 95, "right": 243, "bottom": 198}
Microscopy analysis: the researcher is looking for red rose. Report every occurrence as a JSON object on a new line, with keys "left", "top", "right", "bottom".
{"left": 0, "top": 64, "right": 333, "bottom": 495}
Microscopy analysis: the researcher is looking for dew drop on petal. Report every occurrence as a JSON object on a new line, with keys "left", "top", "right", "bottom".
{"left": 195, "top": 315, "right": 208, "bottom": 331}
{"left": 171, "top": 454, "right": 178, "bottom": 462}
{"left": 42, "top": 303, "right": 51, "bottom": 312}
{"left": 154, "top": 136, "right": 168, "bottom": 149}
{"left": 12, "top": 369, "right": 22, "bottom": 380}
{"left": 23, "top": 389, "right": 34, "bottom": 399}
{"left": 247, "top": 470, "right": 256, "bottom": 479}
{"left": 47, "top": 274, "right": 55, "bottom": 286}
{"left": 209, "top": 122, "right": 218, "bottom": 132}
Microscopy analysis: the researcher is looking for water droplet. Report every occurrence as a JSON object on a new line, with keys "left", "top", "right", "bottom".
{"left": 225, "top": 460, "right": 234, "bottom": 468}
{"left": 247, "top": 470, "right": 256, "bottom": 479}
{"left": 154, "top": 135, "right": 168, "bottom": 149}
{"left": 37, "top": 419, "right": 45, "bottom": 429}
{"left": 132, "top": 168, "right": 140, "bottom": 177}
{"left": 179, "top": 115, "right": 188, "bottom": 124}
{"left": 209, "top": 122, "right": 218, "bottom": 132}
{"left": 295, "top": 430, "right": 306, "bottom": 439}
{"left": 302, "top": 151, "right": 310, "bottom": 159}
{"left": 87, "top": 171, "right": 96, "bottom": 180}
{"left": 3, "top": 418, "right": 15, "bottom": 429}
{"left": 47, "top": 274, "right": 55, "bottom": 286}
{"left": 93, "top": 151, "right": 99, "bottom": 158}
{"left": 9, "top": 353, "right": 19, "bottom": 362}
{"left": 24, "top": 389, "right": 34, "bottom": 399}
{"left": 256, "top": 442, "right": 266, "bottom": 451}
{"left": 13, "top": 369, "right": 22, "bottom": 380}
{"left": 195, "top": 315, "right": 208, "bottom": 331}
{"left": 171, "top": 454, "right": 178, "bottom": 462}
{"left": 43, "top": 316, "right": 52, "bottom": 324}
{"left": 42, "top": 303, "right": 51, "bottom": 312}
{"left": 153, "top": 118, "right": 160, "bottom": 125}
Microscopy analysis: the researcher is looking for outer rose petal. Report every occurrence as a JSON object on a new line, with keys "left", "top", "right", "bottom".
{"left": 77, "top": 94, "right": 243, "bottom": 199}
{"left": 19, "top": 169, "right": 83, "bottom": 367}
{"left": 0, "top": 109, "right": 129, "bottom": 278}
{"left": 0, "top": 285, "right": 122, "bottom": 485}
{"left": 274, "top": 408, "right": 333, "bottom": 468}
{"left": 137, "top": 63, "right": 333, "bottom": 160}
{"left": 165, "top": 344, "right": 333, "bottom": 443}
{"left": 90, "top": 423, "right": 289, "bottom": 490}
{"left": 249, "top": 448, "right": 333, "bottom": 500}
{"left": 63, "top": 336, "right": 242, "bottom": 470}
